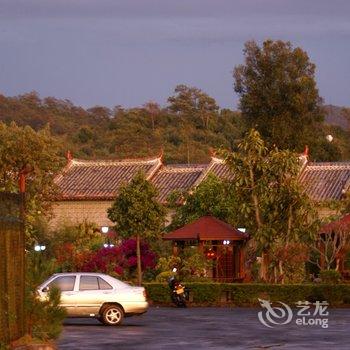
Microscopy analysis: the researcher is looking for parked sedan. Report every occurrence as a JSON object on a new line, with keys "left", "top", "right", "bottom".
{"left": 37, "top": 272, "right": 148, "bottom": 326}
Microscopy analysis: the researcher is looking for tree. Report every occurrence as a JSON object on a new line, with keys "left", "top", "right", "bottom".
{"left": 168, "top": 84, "right": 219, "bottom": 130}
{"left": 107, "top": 172, "right": 166, "bottom": 285}
{"left": 143, "top": 101, "right": 160, "bottom": 131}
{"left": 0, "top": 122, "right": 63, "bottom": 245}
{"left": 168, "top": 173, "right": 241, "bottom": 230}
{"left": 310, "top": 224, "right": 350, "bottom": 271}
{"left": 234, "top": 40, "right": 324, "bottom": 153}
{"left": 219, "top": 129, "right": 318, "bottom": 281}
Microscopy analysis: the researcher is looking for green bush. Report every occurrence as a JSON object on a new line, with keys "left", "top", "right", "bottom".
{"left": 26, "top": 287, "right": 66, "bottom": 341}
{"left": 319, "top": 270, "right": 342, "bottom": 284}
{"left": 25, "top": 252, "right": 66, "bottom": 341}
{"left": 144, "top": 282, "right": 350, "bottom": 307}
{"left": 155, "top": 271, "right": 174, "bottom": 282}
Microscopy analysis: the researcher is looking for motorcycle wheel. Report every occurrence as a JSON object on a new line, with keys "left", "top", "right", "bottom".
{"left": 177, "top": 294, "right": 187, "bottom": 308}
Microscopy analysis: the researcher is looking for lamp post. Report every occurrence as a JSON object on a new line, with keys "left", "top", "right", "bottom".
{"left": 101, "top": 226, "right": 114, "bottom": 248}
{"left": 34, "top": 244, "right": 46, "bottom": 252}
{"left": 101, "top": 226, "right": 109, "bottom": 234}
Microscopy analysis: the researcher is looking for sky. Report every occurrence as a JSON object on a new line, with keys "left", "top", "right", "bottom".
{"left": 0, "top": 0, "right": 349, "bottom": 109}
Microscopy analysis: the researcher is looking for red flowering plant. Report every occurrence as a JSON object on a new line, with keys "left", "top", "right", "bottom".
{"left": 119, "top": 239, "right": 157, "bottom": 280}
{"left": 54, "top": 243, "right": 94, "bottom": 272}
{"left": 76, "top": 239, "right": 157, "bottom": 281}
{"left": 80, "top": 246, "right": 124, "bottom": 277}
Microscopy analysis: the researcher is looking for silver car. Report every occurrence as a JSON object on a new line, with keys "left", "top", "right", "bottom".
{"left": 37, "top": 272, "right": 148, "bottom": 326}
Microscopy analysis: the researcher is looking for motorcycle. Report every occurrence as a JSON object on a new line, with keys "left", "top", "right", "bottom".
{"left": 168, "top": 268, "right": 190, "bottom": 307}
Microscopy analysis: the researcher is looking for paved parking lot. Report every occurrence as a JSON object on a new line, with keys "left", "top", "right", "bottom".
{"left": 58, "top": 307, "right": 350, "bottom": 349}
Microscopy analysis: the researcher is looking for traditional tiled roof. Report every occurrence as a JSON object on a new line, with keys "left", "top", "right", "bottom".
{"left": 193, "top": 157, "right": 233, "bottom": 187}
{"left": 163, "top": 216, "right": 249, "bottom": 241}
{"left": 55, "top": 153, "right": 350, "bottom": 204}
{"left": 55, "top": 157, "right": 162, "bottom": 200}
{"left": 151, "top": 165, "right": 206, "bottom": 203}
{"left": 299, "top": 162, "right": 350, "bottom": 201}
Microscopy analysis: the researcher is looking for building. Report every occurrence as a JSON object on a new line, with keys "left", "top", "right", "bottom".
{"left": 51, "top": 153, "right": 350, "bottom": 228}
{"left": 164, "top": 216, "right": 249, "bottom": 282}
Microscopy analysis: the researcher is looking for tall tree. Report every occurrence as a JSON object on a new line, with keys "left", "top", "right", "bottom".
{"left": 234, "top": 40, "right": 324, "bottom": 152}
{"left": 0, "top": 122, "right": 63, "bottom": 245}
{"left": 168, "top": 84, "right": 219, "bottom": 130}
{"left": 220, "top": 129, "right": 318, "bottom": 281}
{"left": 108, "top": 172, "right": 166, "bottom": 285}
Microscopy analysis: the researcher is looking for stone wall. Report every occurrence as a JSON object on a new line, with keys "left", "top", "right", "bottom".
{"left": 51, "top": 200, "right": 114, "bottom": 228}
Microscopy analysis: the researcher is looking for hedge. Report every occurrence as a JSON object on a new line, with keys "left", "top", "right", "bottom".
{"left": 144, "top": 283, "right": 350, "bottom": 307}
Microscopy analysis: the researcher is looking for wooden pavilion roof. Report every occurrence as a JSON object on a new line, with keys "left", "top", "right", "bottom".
{"left": 163, "top": 216, "right": 249, "bottom": 241}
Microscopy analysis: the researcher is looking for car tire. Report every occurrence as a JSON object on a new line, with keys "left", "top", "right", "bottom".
{"left": 101, "top": 305, "right": 124, "bottom": 326}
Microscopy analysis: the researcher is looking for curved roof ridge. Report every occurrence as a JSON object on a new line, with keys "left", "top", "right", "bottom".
{"left": 306, "top": 162, "right": 350, "bottom": 167}
{"left": 159, "top": 165, "right": 207, "bottom": 173}
{"left": 71, "top": 156, "right": 162, "bottom": 166}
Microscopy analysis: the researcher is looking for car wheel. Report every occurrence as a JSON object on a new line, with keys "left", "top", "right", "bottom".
{"left": 102, "top": 305, "right": 124, "bottom": 326}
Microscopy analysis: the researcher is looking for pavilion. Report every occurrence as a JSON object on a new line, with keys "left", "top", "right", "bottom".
{"left": 163, "top": 216, "right": 249, "bottom": 282}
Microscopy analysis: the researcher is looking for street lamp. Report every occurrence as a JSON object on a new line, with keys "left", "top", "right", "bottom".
{"left": 34, "top": 244, "right": 46, "bottom": 252}
{"left": 101, "top": 226, "right": 109, "bottom": 234}
{"left": 326, "top": 134, "right": 333, "bottom": 142}
{"left": 101, "top": 226, "right": 114, "bottom": 248}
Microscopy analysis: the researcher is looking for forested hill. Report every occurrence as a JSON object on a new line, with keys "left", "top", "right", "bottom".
{"left": 0, "top": 90, "right": 244, "bottom": 164}
{"left": 0, "top": 89, "right": 349, "bottom": 163}
{"left": 324, "top": 105, "right": 350, "bottom": 129}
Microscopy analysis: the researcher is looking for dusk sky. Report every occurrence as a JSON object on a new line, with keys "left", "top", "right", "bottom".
{"left": 0, "top": 0, "right": 349, "bottom": 109}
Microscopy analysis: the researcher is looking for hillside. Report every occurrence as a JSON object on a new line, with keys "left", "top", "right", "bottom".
{"left": 0, "top": 91, "right": 349, "bottom": 163}
{"left": 324, "top": 105, "right": 350, "bottom": 129}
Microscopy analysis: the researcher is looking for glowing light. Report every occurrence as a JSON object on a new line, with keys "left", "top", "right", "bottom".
{"left": 101, "top": 226, "right": 109, "bottom": 234}
{"left": 326, "top": 135, "right": 333, "bottom": 142}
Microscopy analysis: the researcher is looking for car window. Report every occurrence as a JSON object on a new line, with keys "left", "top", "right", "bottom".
{"left": 48, "top": 276, "right": 76, "bottom": 291}
{"left": 80, "top": 276, "right": 99, "bottom": 291}
{"left": 98, "top": 277, "right": 113, "bottom": 290}
{"left": 110, "top": 277, "right": 130, "bottom": 289}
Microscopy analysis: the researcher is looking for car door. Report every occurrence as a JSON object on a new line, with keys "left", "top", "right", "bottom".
{"left": 76, "top": 275, "right": 114, "bottom": 316}
{"left": 45, "top": 275, "right": 78, "bottom": 315}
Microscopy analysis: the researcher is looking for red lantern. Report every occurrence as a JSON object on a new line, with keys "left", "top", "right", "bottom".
{"left": 205, "top": 249, "right": 216, "bottom": 260}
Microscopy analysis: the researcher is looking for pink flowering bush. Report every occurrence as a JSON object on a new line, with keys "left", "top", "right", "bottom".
{"left": 81, "top": 246, "right": 124, "bottom": 276}
{"left": 120, "top": 239, "right": 157, "bottom": 270}
{"left": 78, "top": 239, "right": 157, "bottom": 280}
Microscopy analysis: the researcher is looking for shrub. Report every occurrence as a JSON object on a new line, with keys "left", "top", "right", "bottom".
{"left": 80, "top": 239, "right": 157, "bottom": 280}
{"left": 80, "top": 246, "right": 124, "bottom": 277}
{"left": 155, "top": 271, "right": 173, "bottom": 282}
{"left": 51, "top": 221, "right": 103, "bottom": 252}
{"left": 25, "top": 287, "right": 66, "bottom": 341}
{"left": 319, "top": 269, "right": 342, "bottom": 284}
{"left": 144, "top": 283, "right": 350, "bottom": 306}
{"left": 25, "top": 253, "right": 66, "bottom": 342}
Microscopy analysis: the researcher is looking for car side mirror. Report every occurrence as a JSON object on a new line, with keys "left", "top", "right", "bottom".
{"left": 42, "top": 286, "right": 50, "bottom": 293}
